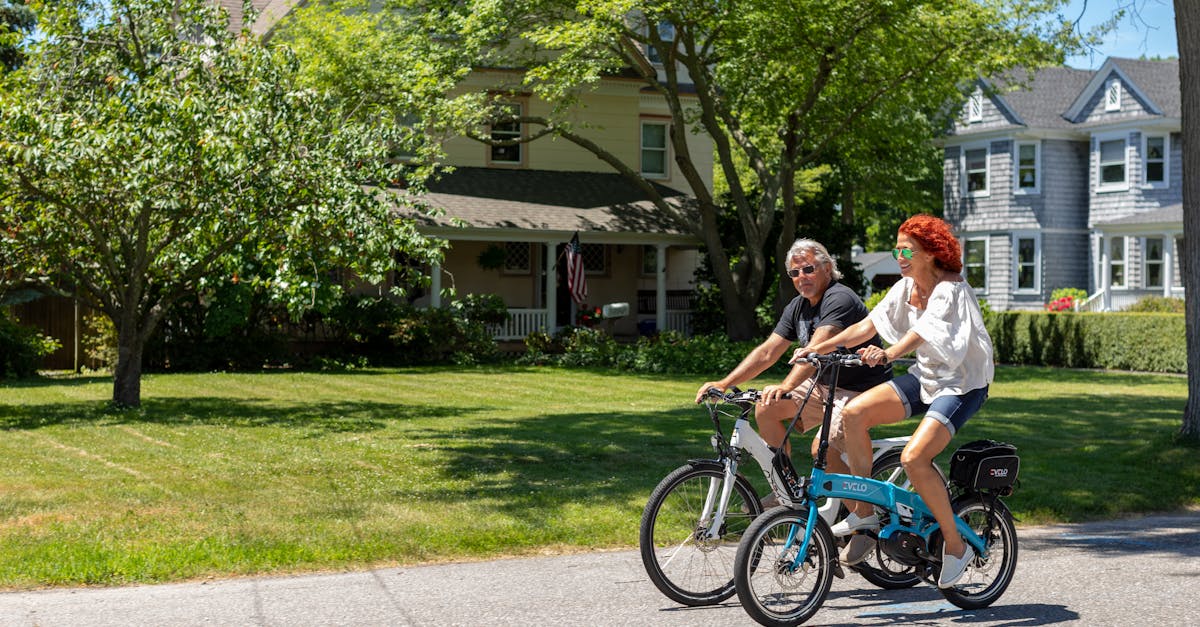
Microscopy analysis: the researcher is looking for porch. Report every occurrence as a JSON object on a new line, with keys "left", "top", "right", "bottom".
{"left": 1077, "top": 286, "right": 1185, "bottom": 312}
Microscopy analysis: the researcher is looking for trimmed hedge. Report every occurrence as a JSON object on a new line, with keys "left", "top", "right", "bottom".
{"left": 985, "top": 311, "right": 1185, "bottom": 373}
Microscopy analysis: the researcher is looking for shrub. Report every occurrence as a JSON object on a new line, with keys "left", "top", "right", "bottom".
{"left": 1046, "top": 287, "right": 1088, "bottom": 312}
{"left": 0, "top": 311, "right": 60, "bottom": 378}
{"left": 1126, "top": 296, "right": 1185, "bottom": 314}
{"left": 985, "top": 311, "right": 1184, "bottom": 372}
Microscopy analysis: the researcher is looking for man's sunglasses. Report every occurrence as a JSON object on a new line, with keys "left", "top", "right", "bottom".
{"left": 786, "top": 265, "right": 817, "bottom": 277}
{"left": 892, "top": 248, "right": 915, "bottom": 260}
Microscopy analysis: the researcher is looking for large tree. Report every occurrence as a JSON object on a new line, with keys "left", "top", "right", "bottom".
{"left": 0, "top": 0, "right": 441, "bottom": 407}
{"left": 0, "top": 0, "right": 34, "bottom": 73}
{"left": 283, "top": 0, "right": 1075, "bottom": 339}
{"left": 1174, "top": 0, "right": 1199, "bottom": 440}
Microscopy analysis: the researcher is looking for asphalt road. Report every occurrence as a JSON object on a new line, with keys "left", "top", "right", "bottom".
{"left": 2, "top": 510, "right": 1198, "bottom": 626}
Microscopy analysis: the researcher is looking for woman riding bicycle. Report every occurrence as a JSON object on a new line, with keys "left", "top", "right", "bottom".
{"left": 796, "top": 214, "right": 994, "bottom": 588}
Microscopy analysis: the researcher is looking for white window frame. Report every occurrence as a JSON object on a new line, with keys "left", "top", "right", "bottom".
{"left": 488, "top": 102, "right": 524, "bottom": 166}
{"left": 1141, "top": 134, "right": 1169, "bottom": 188}
{"left": 960, "top": 143, "right": 990, "bottom": 198}
{"left": 645, "top": 21, "right": 676, "bottom": 65}
{"left": 967, "top": 88, "right": 983, "bottom": 123}
{"left": 1095, "top": 133, "right": 1129, "bottom": 192}
{"left": 963, "top": 236, "right": 989, "bottom": 293}
{"left": 1109, "top": 236, "right": 1128, "bottom": 289}
{"left": 1142, "top": 236, "right": 1165, "bottom": 289}
{"left": 1013, "top": 140, "right": 1041, "bottom": 195}
{"left": 640, "top": 120, "right": 669, "bottom": 178}
{"left": 1011, "top": 232, "right": 1041, "bottom": 294}
{"left": 1105, "top": 78, "right": 1122, "bottom": 112}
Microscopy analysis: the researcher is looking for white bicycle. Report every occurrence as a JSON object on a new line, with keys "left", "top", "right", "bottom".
{"left": 639, "top": 386, "right": 945, "bottom": 606}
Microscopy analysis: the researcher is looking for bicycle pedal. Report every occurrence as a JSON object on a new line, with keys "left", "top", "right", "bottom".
{"left": 832, "top": 561, "right": 846, "bottom": 579}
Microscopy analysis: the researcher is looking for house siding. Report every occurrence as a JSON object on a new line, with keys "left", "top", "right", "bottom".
{"left": 1087, "top": 130, "right": 1183, "bottom": 228}
{"left": 1073, "top": 72, "right": 1158, "bottom": 123}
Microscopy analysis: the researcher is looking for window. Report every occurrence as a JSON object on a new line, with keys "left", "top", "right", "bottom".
{"left": 1013, "top": 235, "right": 1039, "bottom": 291}
{"left": 1014, "top": 141, "right": 1039, "bottom": 193}
{"left": 1105, "top": 78, "right": 1121, "bottom": 112}
{"left": 962, "top": 146, "right": 989, "bottom": 196}
{"left": 503, "top": 242, "right": 531, "bottom": 275}
{"left": 1143, "top": 135, "right": 1167, "bottom": 186}
{"left": 645, "top": 21, "right": 676, "bottom": 64}
{"left": 964, "top": 238, "right": 988, "bottom": 291}
{"left": 641, "top": 122, "right": 668, "bottom": 178}
{"left": 1109, "top": 236, "right": 1126, "bottom": 288}
{"left": 489, "top": 103, "right": 522, "bottom": 164}
{"left": 1097, "top": 137, "right": 1127, "bottom": 189}
{"left": 1144, "top": 237, "right": 1164, "bottom": 288}
{"left": 967, "top": 88, "right": 983, "bottom": 123}
{"left": 641, "top": 245, "right": 658, "bottom": 276}
{"left": 581, "top": 243, "right": 606, "bottom": 274}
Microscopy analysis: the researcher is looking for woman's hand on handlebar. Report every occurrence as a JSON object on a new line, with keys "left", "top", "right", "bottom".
{"left": 788, "top": 349, "right": 818, "bottom": 365}
{"left": 856, "top": 345, "right": 890, "bottom": 367}
{"left": 759, "top": 384, "right": 792, "bottom": 405}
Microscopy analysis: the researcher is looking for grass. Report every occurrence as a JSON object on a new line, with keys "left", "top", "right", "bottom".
{"left": 0, "top": 365, "right": 1195, "bottom": 589}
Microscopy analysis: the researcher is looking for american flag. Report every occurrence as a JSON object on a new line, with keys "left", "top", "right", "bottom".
{"left": 565, "top": 232, "right": 588, "bottom": 305}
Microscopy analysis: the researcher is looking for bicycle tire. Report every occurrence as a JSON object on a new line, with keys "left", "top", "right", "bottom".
{"left": 939, "top": 495, "right": 1019, "bottom": 609}
{"left": 734, "top": 506, "right": 835, "bottom": 626}
{"left": 639, "top": 460, "right": 763, "bottom": 606}
{"left": 850, "top": 452, "right": 946, "bottom": 590}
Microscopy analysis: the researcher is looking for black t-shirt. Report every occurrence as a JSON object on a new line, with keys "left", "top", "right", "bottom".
{"left": 772, "top": 281, "right": 892, "bottom": 392}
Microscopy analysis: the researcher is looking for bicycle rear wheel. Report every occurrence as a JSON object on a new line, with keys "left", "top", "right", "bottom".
{"left": 735, "top": 506, "right": 835, "bottom": 626}
{"left": 639, "top": 461, "right": 763, "bottom": 606}
{"left": 939, "top": 496, "right": 1018, "bottom": 609}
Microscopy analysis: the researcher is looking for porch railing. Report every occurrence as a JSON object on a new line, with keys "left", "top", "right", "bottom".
{"left": 488, "top": 308, "right": 548, "bottom": 340}
{"left": 1077, "top": 287, "right": 1185, "bottom": 312}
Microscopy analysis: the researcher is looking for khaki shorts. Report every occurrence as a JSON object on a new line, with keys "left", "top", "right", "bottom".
{"left": 785, "top": 378, "right": 861, "bottom": 444}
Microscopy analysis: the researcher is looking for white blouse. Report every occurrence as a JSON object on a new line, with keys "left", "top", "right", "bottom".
{"left": 869, "top": 277, "right": 994, "bottom": 403}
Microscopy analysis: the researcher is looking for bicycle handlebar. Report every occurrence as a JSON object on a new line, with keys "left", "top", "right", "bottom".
{"left": 790, "top": 350, "right": 864, "bottom": 367}
{"left": 703, "top": 386, "right": 792, "bottom": 404}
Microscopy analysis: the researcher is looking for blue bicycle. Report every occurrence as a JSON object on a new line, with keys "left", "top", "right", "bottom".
{"left": 733, "top": 350, "right": 1020, "bottom": 626}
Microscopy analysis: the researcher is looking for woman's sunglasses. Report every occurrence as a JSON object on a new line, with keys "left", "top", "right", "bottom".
{"left": 786, "top": 265, "right": 817, "bottom": 277}
{"left": 891, "top": 248, "right": 915, "bottom": 260}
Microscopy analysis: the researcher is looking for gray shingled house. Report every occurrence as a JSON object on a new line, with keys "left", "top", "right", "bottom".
{"left": 941, "top": 57, "right": 1183, "bottom": 311}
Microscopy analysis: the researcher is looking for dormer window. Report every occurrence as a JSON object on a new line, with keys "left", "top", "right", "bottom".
{"left": 968, "top": 88, "right": 983, "bottom": 123}
{"left": 646, "top": 21, "right": 676, "bottom": 65}
{"left": 1105, "top": 78, "right": 1121, "bottom": 112}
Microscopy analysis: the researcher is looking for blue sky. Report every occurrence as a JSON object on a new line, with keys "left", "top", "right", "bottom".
{"left": 1061, "top": 0, "right": 1178, "bottom": 68}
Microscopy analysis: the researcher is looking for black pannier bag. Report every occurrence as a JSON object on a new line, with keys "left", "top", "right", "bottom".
{"left": 950, "top": 439, "right": 1019, "bottom": 490}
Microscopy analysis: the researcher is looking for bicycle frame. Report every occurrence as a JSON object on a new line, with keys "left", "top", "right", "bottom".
{"left": 698, "top": 397, "right": 911, "bottom": 542}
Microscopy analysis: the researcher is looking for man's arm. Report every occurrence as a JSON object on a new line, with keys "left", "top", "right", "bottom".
{"left": 695, "top": 333, "right": 792, "bottom": 403}
{"left": 760, "top": 325, "right": 841, "bottom": 403}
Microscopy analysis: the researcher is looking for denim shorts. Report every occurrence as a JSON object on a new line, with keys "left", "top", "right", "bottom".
{"left": 887, "top": 372, "right": 988, "bottom": 436}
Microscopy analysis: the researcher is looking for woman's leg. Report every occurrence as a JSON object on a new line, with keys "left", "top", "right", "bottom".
{"left": 901, "top": 418, "right": 962, "bottom": 555}
{"left": 837, "top": 383, "right": 907, "bottom": 518}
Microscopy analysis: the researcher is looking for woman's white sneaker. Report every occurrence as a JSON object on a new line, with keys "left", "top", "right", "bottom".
{"left": 938, "top": 545, "right": 975, "bottom": 588}
{"left": 829, "top": 512, "right": 880, "bottom": 537}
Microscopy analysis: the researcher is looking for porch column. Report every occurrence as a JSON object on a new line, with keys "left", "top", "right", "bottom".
{"left": 1162, "top": 232, "right": 1174, "bottom": 298}
{"left": 544, "top": 241, "right": 557, "bottom": 333}
{"left": 430, "top": 261, "right": 442, "bottom": 308}
{"left": 655, "top": 244, "right": 667, "bottom": 333}
{"left": 1098, "top": 234, "right": 1110, "bottom": 311}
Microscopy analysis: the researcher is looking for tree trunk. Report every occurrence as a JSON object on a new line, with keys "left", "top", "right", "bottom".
{"left": 111, "top": 312, "right": 145, "bottom": 408}
{"left": 1176, "top": 0, "right": 1200, "bottom": 440}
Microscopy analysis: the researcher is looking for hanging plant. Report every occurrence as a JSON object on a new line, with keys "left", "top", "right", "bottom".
{"left": 477, "top": 244, "right": 507, "bottom": 271}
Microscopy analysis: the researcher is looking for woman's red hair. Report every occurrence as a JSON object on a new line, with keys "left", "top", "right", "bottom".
{"left": 899, "top": 214, "right": 963, "bottom": 273}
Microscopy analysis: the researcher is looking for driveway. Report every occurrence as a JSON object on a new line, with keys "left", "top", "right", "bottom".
{"left": 2, "top": 510, "right": 1198, "bottom": 626}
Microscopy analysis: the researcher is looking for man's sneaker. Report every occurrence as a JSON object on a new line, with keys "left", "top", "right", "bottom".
{"left": 829, "top": 512, "right": 880, "bottom": 537}
{"left": 938, "top": 545, "right": 976, "bottom": 588}
{"left": 839, "top": 534, "right": 875, "bottom": 566}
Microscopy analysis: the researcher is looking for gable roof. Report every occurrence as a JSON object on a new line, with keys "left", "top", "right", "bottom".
{"left": 989, "top": 66, "right": 1094, "bottom": 130}
{"left": 1062, "top": 57, "right": 1176, "bottom": 120}
{"left": 400, "top": 167, "right": 699, "bottom": 242}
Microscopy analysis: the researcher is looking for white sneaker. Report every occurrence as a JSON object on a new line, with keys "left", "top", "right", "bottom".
{"left": 829, "top": 512, "right": 880, "bottom": 537}
{"left": 839, "top": 534, "right": 875, "bottom": 566}
{"left": 938, "top": 545, "right": 975, "bottom": 588}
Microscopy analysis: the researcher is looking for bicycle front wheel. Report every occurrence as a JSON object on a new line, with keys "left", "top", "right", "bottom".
{"left": 735, "top": 507, "right": 835, "bottom": 626}
{"left": 639, "top": 461, "right": 762, "bottom": 606}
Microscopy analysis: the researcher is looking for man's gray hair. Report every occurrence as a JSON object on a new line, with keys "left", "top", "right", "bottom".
{"left": 787, "top": 238, "right": 843, "bottom": 280}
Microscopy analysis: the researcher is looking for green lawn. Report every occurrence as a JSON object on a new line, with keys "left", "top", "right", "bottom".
{"left": 0, "top": 365, "right": 1195, "bottom": 589}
